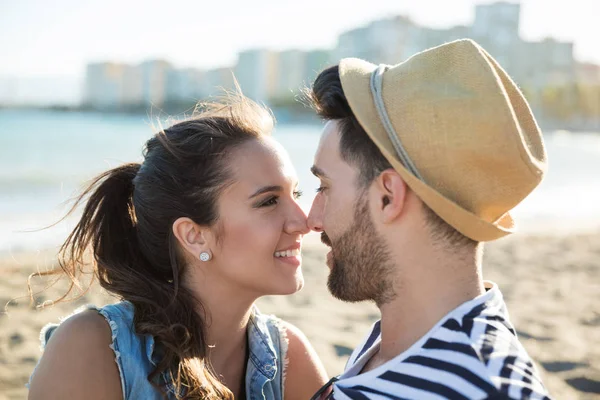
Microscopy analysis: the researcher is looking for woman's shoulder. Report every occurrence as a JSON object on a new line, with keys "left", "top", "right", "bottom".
{"left": 251, "top": 307, "right": 285, "bottom": 334}
{"left": 29, "top": 301, "right": 159, "bottom": 399}
{"left": 47, "top": 306, "right": 115, "bottom": 345}
{"left": 251, "top": 311, "right": 328, "bottom": 400}
{"left": 250, "top": 307, "right": 312, "bottom": 348}
{"left": 39, "top": 301, "right": 134, "bottom": 350}
{"left": 28, "top": 308, "right": 123, "bottom": 399}
{"left": 251, "top": 309, "right": 313, "bottom": 348}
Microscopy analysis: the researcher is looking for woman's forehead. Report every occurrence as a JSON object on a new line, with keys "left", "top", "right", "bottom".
{"left": 228, "top": 139, "right": 298, "bottom": 188}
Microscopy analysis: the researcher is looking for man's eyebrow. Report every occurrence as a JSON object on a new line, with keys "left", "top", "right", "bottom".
{"left": 248, "top": 185, "right": 282, "bottom": 199}
{"left": 310, "top": 165, "right": 328, "bottom": 179}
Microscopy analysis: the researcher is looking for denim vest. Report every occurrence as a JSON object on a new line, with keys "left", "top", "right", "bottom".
{"left": 28, "top": 302, "right": 287, "bottom": 400}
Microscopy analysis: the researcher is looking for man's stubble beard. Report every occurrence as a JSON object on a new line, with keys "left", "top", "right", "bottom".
{"left": 322, "top": 193, "right": 396, "bottom": 307}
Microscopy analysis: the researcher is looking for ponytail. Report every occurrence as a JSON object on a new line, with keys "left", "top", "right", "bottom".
{"left": 29, "top": 162, "right": 142, "bottom": 303}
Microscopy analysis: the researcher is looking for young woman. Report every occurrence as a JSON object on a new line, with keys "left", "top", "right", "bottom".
{"left": 27, "top": 95, "right": 328, "bottom": 399}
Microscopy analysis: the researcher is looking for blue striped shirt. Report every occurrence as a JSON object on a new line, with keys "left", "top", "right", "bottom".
{"left": 331, "top": 282, "right": 551, "bottom": 400}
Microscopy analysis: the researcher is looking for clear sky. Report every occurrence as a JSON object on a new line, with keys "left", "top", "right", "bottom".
{"left": 1, "top": 0, "right": 598, "bottom": 79}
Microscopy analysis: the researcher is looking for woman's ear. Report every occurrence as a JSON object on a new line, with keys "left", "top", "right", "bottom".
{"left": 172, "top": 217, "right": 210, "bottom": 261}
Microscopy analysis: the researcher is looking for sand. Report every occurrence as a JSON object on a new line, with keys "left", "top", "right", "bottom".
{"left": 1, "top": 231, "right": 599, "bottom": 399}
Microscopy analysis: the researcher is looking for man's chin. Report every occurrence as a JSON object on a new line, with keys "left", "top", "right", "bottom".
{"left": 327, "top": 285, "right": 370, "bottom": 303}
{"left": 327, "top": 269, "right": 369, "bottom": 303}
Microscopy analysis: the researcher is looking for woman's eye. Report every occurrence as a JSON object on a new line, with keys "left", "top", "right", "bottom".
{"left": 260, "top": 196, "right": 279, "bottom": 207}
{"left": 293, "top": 190, "right": 303, "bottom": 199}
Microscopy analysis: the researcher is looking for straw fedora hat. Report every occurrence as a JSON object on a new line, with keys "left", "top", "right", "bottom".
{"left": 339, "top": 39, "right": 547, "bottom": 242}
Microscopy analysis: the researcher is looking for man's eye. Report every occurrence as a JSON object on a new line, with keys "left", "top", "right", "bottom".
{"left": 315, "top": 186, "right": 327, "bottom": 193}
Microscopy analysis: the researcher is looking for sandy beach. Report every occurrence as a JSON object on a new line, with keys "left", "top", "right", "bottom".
{"left": 1, "top": 231, "right": 599, "bottom": 399}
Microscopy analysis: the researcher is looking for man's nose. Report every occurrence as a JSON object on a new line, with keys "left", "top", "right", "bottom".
{"left": 307, "top": 196, "right": 324, "bottom": 232}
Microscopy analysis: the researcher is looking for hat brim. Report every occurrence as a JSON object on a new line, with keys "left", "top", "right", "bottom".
{"left": 339, "top": 58, "right": 515, "bottom": 242}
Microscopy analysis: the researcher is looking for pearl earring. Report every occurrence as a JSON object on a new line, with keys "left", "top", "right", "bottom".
{"left": 199, "top": 251, "right": 212, "bottom": 262}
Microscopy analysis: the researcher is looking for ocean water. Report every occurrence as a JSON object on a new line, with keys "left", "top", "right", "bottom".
{"left": 1, "top": 109, "right": 599, "bottom": 253}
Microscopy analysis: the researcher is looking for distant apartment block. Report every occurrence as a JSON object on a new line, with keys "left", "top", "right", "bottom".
{"left": 577, "top": 63, "right": 600, "bottom": 85}
{"left": 472, "top": 1, "right": 521, "bottom": 47}
{"left": 335, "top": 16, "right": 420, "bottom": 66}
{"left": 85, "top": 62, "right": 129, "bottom": 108}
{"left": 273, "top": 50, "right": 306, "bottom": 100}
{"left": 139, "top": 60, "right": 172, "bottom": 106}
{"left": 515, "top": 39, "right": 575, "bottom": 89}
{"left": 304, "top": 50, "right": 331, "bottom": 82}
{"left": 85, "top": 61, "right": 171, "bottom": 109}
{"left": 235, "top": 49, "right": 279, "bottom": 103}
{"left": 122, "top": 65, "right": 143, "bottom": 106}
{"left": 204, "top": 67, "right": 236, "bottom": 95}
{"left": 270, "top": 49, "right": 332, "bottom": 102}
{"left": 166, "top": 68, "right": 206, "bottom": 103}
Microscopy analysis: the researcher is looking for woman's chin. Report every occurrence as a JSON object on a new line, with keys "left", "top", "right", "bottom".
{"left": 268, "top": 274, "right": 304, "bottom": 296}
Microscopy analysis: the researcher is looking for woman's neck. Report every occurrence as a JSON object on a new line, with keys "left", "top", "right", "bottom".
{"left": 185, "top": 270, "right": 257, "bottom": 392}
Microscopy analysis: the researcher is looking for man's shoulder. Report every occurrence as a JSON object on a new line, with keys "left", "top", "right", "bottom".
{"left": 422, "top": 308, "right": 551, "bottom": 397}
{"left": 335, "top": 314, "right": 551, "bottom": 399}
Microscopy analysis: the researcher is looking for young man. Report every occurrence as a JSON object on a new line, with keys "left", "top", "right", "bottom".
{"left": 307, "top": 39, "right": 552, "bottom": 399}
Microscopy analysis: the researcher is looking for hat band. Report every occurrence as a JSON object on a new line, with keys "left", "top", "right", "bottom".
{"left": 370, "top": 65, "right": 424, "bottom": 181}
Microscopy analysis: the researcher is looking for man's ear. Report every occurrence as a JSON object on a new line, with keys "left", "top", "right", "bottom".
{"left": 172, "top": 217, "right": 210, "bottom": 261}
{"left": 373, "top": 169, "right": 409, "bottom": 224}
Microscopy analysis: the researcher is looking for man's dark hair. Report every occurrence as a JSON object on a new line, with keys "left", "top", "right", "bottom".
{"left": 308, "top": 65, "right": 477, "bottom": 248}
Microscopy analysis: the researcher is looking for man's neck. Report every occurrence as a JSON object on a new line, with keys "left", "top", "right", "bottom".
{"left": 376, "top": 247, "right": 485, "bottom": 364}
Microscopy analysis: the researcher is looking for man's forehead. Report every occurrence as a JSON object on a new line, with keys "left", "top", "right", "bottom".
{"left": 315, "top": 120, "right": 341, "bottom": 162}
